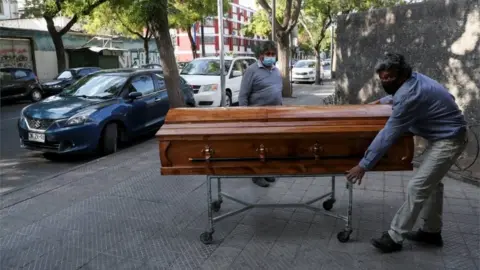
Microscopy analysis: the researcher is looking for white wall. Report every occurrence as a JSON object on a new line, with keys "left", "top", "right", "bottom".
{"left": 0, "top": 1, "right": 19, "bottom": 20}
{"left": 34, "top": 51, "right": 58, "bottom": 80}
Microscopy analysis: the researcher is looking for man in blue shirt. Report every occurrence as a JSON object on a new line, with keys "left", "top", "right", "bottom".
{"left": 239, "top": 41, "right": 283, "bottom": 187}
{"left": 346, "top": 53, "right": 468, "bottom": 253}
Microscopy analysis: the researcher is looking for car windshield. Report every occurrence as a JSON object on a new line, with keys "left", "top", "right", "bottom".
{"left": 294, "top": 61, "right": 315, "bottom": 68}
{"left": 180, "top": 59, "right": 232, "bottom": 75}
{"left": 60, "top": 74, "right": 127, "bottom": 98}
{"left": 57, "top": 70, "right": 73, "bottom": 80}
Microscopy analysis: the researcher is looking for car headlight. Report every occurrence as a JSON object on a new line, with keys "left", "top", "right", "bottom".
{"left": 199, "top": 84, "right": 218, "bottom": 92}
{"left": 66, "top": 109, "right": 96, "bottom": 126}
{"left": 52, "top": 85, "right": 62, "bottom": 88}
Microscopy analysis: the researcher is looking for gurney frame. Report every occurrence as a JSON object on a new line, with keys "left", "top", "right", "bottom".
{"left": 199, "top": 174, "right": 353, "bottom": 244}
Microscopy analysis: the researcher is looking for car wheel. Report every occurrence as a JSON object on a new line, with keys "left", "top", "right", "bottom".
{"left": 31, "top": 89, "right": 43, "bottom": 102}
{"left": 225, "top": 92, "right": 232, "bottom": 107}
{"left": 101, "top": 123, "right": 118, "bottom": 155}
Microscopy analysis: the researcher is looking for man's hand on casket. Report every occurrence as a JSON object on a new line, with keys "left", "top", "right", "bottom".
{"left": 346, "top": 165, "right": 366, "bottom": 185}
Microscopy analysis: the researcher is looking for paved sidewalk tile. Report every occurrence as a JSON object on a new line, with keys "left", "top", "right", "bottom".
{"left": 1, "top": 139, "right": 479, "bottom": 270}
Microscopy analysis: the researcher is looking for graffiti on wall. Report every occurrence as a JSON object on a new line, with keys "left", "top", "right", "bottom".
{"left": 0, "top": 39, "right": 33, "bottom": 69}
{"left": 118, "top": 51, "right": 161, "bottom": 68}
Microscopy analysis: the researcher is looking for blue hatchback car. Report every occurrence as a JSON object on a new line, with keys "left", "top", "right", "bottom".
{"left": 18, "top": 69, "right": 195, "bottom": 158}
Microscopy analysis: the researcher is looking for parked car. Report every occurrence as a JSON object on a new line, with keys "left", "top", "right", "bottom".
{"left": 140, "top": 64, "right": 162, "bottom": 71}
{"left": 292, "top": 60, "right": 316, "bottom": 83}
{"left": 180, "top": 56, "right": 257, "bottom": 107}
{"left": 41, "top": 67, "right": 101, "bottom": 96}
{"left": 322, "top": 63, "right": 332, "bottom": 79}
{"left": 0, "top": 67, "right": 44, "bottom": 102}
{"left": 18, "top": 68, "right": 195, "bottom": 159}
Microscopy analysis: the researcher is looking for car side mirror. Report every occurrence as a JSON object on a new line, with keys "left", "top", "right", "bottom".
{"left": 128, "top": 92, "right": 142, "bottom": 100}
{"left": 232, "top": 70, "right": 242, "bottom": 77}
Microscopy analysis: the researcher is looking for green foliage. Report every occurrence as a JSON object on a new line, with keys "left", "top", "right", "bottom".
{"left": 169, "top": 0, "right": 230, "bottom": 31}
{"left": 83, "top": 2, "right": 149, "bottom": 38}
{"left": 22, "top": 0, "right": 110, "bottom": 19}
{"left": 297, "top": 0, "right": 406, "bottom": 53}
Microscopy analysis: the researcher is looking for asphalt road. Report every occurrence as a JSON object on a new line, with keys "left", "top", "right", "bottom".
{"left": 0, "top": 101, "right": 96, "bottom": 195}
{"left": 0, "top": 83, "right": 335, "bottom": 195}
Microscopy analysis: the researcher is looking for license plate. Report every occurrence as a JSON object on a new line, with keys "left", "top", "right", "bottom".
{"left": 28, "top": 132, "right": 45, "bottom": 143}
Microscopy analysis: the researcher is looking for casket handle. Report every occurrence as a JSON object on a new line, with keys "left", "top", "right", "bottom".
{"left": 310, "top": 142, "right": 324, "bottom": 160}
{"left": 201, "top": 145, "right": 214, "bottom": 162}
{"left": 256, "top": 144, "right": 267, "bottom": 162}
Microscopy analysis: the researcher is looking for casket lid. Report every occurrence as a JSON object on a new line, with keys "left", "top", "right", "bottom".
{"left": 157, "top": 105, "right": 393, "bottom": 137}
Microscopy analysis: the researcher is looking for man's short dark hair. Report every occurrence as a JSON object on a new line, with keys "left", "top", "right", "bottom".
{"left": 375, "top": 52, "right": 412, "bottom": 78}
{"left": 259, "top": 41, "right": 277, "bottom": 54}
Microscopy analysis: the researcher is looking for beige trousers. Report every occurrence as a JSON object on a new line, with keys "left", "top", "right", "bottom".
{"left": 388, "top": 133, "right": 468, "bottom": 243}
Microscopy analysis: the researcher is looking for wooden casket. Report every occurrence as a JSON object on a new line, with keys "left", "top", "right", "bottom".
{"left": 156, "top": 105, "right": 414, "bottom": 176}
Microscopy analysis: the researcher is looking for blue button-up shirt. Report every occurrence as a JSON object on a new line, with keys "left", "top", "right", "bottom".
{"left": 359, "top": 72, "right": 467, "bottom": 170}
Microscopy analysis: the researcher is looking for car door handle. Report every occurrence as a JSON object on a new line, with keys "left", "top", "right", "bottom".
{"left": 154, "top": 97, "right": 162, "bottom": 102}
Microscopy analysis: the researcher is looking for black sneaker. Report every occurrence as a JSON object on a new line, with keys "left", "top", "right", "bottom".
{"left": 252, "top": 178, "right": 269, "bottom": 187}
{"left": 371, "top": 231, "right": 403, "bottom": 253}
{"left": 404, "top": 229, "right": 443, "bottom": 247}
{"left": 264, "top": 177, "right": 276, "bottom": 183}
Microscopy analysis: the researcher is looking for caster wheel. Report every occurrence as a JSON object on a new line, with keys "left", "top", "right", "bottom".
{"left": 211, "top": 200, "right": 222, "bottom": 212}
{"left": 322, "top": 199, "right": 336, "bottom": 211}
{"left": 200, "top": 232, "right": 213, "bottom": 245}
{"left": 337, "top": 230, "right": 351, "bottom": 243}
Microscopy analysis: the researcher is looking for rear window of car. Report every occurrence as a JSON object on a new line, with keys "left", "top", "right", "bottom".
{"left": 13, "top": 69, "right": 35, "bottom": 80}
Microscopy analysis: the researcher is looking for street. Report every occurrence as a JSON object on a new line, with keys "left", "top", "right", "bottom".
{"left": 0, "top": 101, "right": 96, "bottom": 195}
{"left": 0, "top": 83, "right": 335, "bottom": 196}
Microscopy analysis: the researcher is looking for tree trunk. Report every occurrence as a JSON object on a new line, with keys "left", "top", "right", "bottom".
{"left": 149, "top": 9, "right": 185, "bottom": 108}
{"left": 276, "top": 33, "right": 292, "bottom": 97}
{"left": 45, "top": 16, "right": 67, "bottom": 73}
{"left": 315, "top": 48, "right": 322, "bottom": 85}
{"left": 143, "top": 38, "right": 150, "bottom": 64}
{"left": 186, "top": 29, "right": 197, "bottom": 59}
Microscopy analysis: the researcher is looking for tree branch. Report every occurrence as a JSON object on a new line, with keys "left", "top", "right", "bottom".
{"left": 58, "top": 0, "right": 109, "bottom": 36}
{"left": 285, "top": 0, "right": 302, "bottom": 33}
{"left": 282, "top": 0, "right": 293, "bottom": 28}
{"left": 299, "top": 13, "right": 314, "bottom": 45}
{"left": 256, "top": 0, "right": 284, "bottom": 31}
{"left": 113, "top": 12, "right": 146, "bottom": 39}
{"left": 314, "top": 15, "right": 332, "bottom": 51}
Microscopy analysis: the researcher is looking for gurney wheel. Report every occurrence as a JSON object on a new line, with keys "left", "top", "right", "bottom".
{"left": 211, "top": 200, "right": 222, "bottom": 212}
{"left": 200, "top": 232, "right": 213, "bottom": 245}
{"left": 322, "top": 199, "right": 336, "bottom": 211}
{"left": 337, "top": 230, "right": 351, "bottom": 243}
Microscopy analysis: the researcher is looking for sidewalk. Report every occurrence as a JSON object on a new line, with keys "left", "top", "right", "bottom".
{"left": 1, "top": 84, "right": 479, "bottom": 270}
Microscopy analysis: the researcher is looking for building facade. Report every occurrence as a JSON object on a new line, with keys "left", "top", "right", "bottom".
{"left": 0, "top": 0, "right": 20, "bottom": 20}
{"left": 174, "top": 0, "right": 268, "bottom": 61}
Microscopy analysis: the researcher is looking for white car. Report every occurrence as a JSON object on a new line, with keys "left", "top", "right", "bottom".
{"left": 292, "top": 60, "right": 316, "bottom": 83}
{"left": 179, "top": 56, "right": 257, "bottom": 107}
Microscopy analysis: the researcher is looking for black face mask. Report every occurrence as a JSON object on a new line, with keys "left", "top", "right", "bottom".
{"left": 382, "top": 79, "right": 403, "bottom": 95}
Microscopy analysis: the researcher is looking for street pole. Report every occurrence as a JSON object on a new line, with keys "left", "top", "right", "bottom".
{"left": 217, "top": 0, "right": 226, "bottom": 106}
{"left": 272, "top": 0, "right": 276, "bottom": 41}
{"left": 330, "top": 23, "right": 334, "bottom": 79}
{"left": 201, "top": 18, "right": 206, "bottom": 57}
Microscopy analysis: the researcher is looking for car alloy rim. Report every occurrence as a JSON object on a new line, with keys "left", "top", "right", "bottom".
{"left": 33, "top": 91, "right": 41, "bottom": 100}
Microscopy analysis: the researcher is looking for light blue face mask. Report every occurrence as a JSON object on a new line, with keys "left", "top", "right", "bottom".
{"left": 262, "top": 57, "right": 276, "bottom": 67}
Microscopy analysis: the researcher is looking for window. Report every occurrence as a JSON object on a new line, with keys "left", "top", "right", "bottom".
{"left": 57, "top": 70, "right": 73, "bottom": 80}
{"left": 78, "top": 69, "right": 91, "bottom": 77}
{"left": 13, "top": 70, "right": 28, "bottom": 79}
{"left": 153, "top": 74, "right": 167, "bottom": 90}
{"left": 130, "top": 75, "right": 155, "bottom": 95}
{"left": 231, "top": 60, "right": 245, "bottom": 77}
{"left": 0, "top": 70, "right": 13, "bottom": 82}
